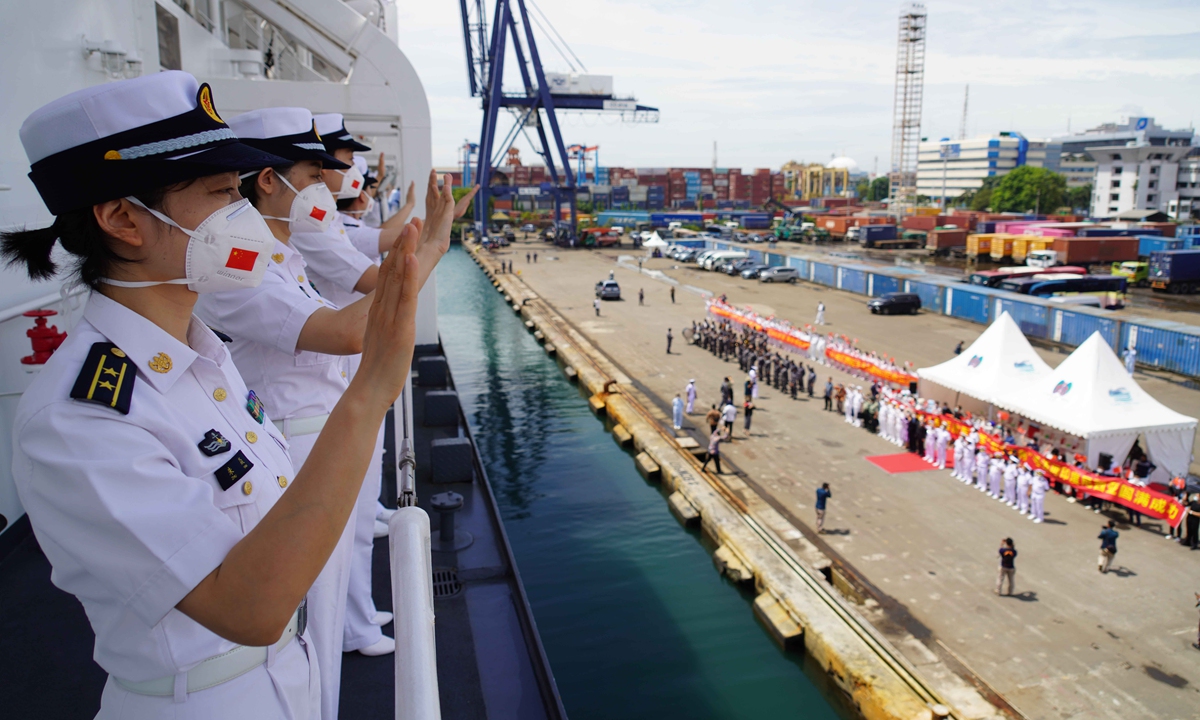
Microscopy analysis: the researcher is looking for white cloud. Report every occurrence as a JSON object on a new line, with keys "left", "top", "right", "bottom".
{"left": 395, "top": 0, "right": 1200, "bottom": 171}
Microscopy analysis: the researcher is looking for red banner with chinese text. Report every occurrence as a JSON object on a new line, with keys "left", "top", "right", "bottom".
{"left": 917, "top": 411, "right": 1186, "bottom": 527}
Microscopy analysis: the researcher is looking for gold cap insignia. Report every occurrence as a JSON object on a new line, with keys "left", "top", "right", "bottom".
{"left": 198, "top": 84, "right": 223, "bottom": 124}
{"left": 272, "top": 253, "right": 284, "bottom": 264}
{"left": 148, "top": 352, "right": 173, "bottom": 374}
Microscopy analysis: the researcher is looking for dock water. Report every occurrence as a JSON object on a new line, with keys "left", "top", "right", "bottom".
{"left": 436, "top": 245, "right": 853, "bottom": 719}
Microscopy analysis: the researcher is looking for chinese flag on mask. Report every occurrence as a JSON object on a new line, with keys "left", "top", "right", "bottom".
{"left": 310, "top": 207, "right": 327, "bottom": 222}
{"left": 225, "top": 248, "right": 259, "bottom": 272}
{"left": 351, "top": 179, "right": 361, "bottom": 190}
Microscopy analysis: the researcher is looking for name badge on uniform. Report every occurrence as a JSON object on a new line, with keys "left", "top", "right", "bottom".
{"left": 198, "top": 429, "right": 231, "bottom": 457}
{"left": 216, "top": 450, "right": 253, "bottom": 491}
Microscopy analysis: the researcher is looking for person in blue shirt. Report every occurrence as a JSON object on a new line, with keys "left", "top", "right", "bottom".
{"left": 1098, "top": 520, "right": 1119, "bottom": 573}
{"left": 816, "top": 483, "right": 832, "bottom": 534}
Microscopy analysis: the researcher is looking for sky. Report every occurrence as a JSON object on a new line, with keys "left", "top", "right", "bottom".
{"left": 393, "top": 0, "right": 1200, "bottom": 173}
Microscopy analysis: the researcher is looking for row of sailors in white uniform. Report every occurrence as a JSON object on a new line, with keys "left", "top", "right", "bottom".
{"left": 875, "top": 400, "right": 1051, "bottom": 523}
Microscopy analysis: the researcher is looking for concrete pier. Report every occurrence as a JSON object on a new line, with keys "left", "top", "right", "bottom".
{"left": 470, "top": 240, "right": 1200, "bottom": 720}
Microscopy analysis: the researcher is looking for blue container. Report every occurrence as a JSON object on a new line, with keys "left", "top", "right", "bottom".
{"left": 861, "top": 225, "right": 898, "bottom": 241}
{"left": 1054, "top": 308, "right": 1120, "bottom": 349}
{"left": 870, "top": 273, "right": 902, "bottom": 296}
{"left": 746, "top": 249, "right": 764, "bottom": 263}
{"left": 1178, "top": 225, "right": 1200, "bottom": 246}
{"left": 1078, "top": 227, "right": 1161, "bottom": 237}
{"left": 787, "top": 256, "right": 808, "bottom": 277}
{"left": 905, "top": 280, "right": 944, "bottom": 313}
{"left": 977, "top": 221, "right": 996, "bottom": 234}
{"left": 766, "top": 253, "right": 786, "bottom": 267}
{"left": 812, "top": 262, "right": 836, "bottom": 287}
{"left": 946, "top": 285, "right": 992, "bottom": 324}
{"left": 1136, "top": 236, "right": 1184, "bottom": 257}
{"left": 992, "top": 297, "right": 1050, "bottom": 339}
{"left": 839, "top": 267, "right": 868, "bottom": 295}
{"left": 1120, "top": 319, "right": 1200, "bottom": 377}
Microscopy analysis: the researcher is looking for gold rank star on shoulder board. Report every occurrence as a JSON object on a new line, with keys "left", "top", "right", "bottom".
{"left": 70, "top": 342, "right": 136, "bottom": 414}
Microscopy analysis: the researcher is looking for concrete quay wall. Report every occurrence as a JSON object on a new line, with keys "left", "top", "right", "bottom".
{"left": 468, "top": 246, "right": 991, "bottom": 720}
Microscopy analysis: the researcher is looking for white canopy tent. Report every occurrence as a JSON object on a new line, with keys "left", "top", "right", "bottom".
{"left": 994, "top": 332, "right": 1197, "bottom": 483}
{"left": 916, "top": 311, "right": 1053, "bottom": 412}
{"left": 642, "top": 231, "right": 668, "bottom": 248}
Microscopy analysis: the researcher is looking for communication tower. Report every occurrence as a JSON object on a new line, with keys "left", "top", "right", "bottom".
{"left": 888, "top": 3, "right": 927, "bottom": 207}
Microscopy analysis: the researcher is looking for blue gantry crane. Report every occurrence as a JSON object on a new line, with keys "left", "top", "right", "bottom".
{"left": 458, "top": 0, "right": 658, "bottom": 243}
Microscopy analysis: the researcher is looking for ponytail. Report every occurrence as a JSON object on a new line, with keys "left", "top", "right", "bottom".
{"left": 1, "top": 184, "right": 174, "bottom": 290}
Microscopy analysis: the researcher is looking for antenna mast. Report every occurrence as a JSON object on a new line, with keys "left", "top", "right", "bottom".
{"left": 959, "top": 84, "right": 969, "bottom": 140}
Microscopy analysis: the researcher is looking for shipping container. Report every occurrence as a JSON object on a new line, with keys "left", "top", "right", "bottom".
{"left": 966, "top": 234, "right": 993, "bottom": 257}
{"left": 1136, "top": 222, "right": 1176, "bottom": 238}
{"left": 812, "top": 262, "right": 836, "bottom": 287}
{"left": 945, "top": 285, "right": 992, "bottom": 324}
{"left": 1136, "top": 236, "right": 1185, "bottom": 257}
{"left": 1148, "top": 249, "right": 1200, "bottom": 293}
{"left": 1121, "top": 320, "right": 1200, "bottom": 377}
{"left": 786, "top": 256, "right": 808, "bottom": 278}
{"left": 927, "top": 228, "right": 968, "bottom": 250}
{"left": 1053, "top": 308, "right": 1120, "bottom": 349}
{"left": 905, "top": 280, "right": 945, "bottom": 313}
{"left": 988, "top": 235, "right": 1017, "bottom": 260}
{"left": 992, "top": 297, "right": 1050, "bottom": 339}
{"left": 839, "top": 267, "right": 868, "bottom": 294}
{"left": 870, "top": 273, "right": 903, "bottom": 296}
{"left": 976, "top": 221, "right": 997, "bottom": 234}
{"left": 1011, "top": 237, "right": 1050, "bottom": 262}
{"left": 1050, "top": 237, "right": 1139, "bottom": 264}
{"left": 1076, "top": 227, "right": 1160, "bottom": 238}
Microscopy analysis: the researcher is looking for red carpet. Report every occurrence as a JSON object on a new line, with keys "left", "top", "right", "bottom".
{"left": 866, "top": 452, "right": 947, "bottom": 474}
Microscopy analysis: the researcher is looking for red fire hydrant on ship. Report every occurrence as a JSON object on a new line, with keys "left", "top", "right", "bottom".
{"left": 22, "top": 309, "right": 67, "bottom": 365}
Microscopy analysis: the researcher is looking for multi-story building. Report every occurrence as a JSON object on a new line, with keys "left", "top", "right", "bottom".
{"left": 915, "top": 132, "right": 1047, "bottom": 202}
{"left": 1049, "top": 117, "right": 1195, "bottom": 217}
{"left": 1088, "top": 144, "right": 1189, "bottom": 218}
{"left": 1169, "top": 152, "right": 1200, "bottom": 220}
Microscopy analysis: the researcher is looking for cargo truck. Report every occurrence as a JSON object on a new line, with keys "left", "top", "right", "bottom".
{"left": 1149, "top": 249, "right": 1200, "bottom": 293}
{"left": 1134, "top": 235, "right": 1184, "bottom": 257}
{"left": 1111, "top": 261, "right": 1149, "bottom": 287}
{"left": 848, "top": 224, "right": 920, "bottom": 249}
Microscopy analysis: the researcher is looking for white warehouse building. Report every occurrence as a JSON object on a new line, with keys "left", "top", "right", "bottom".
{"left": 916, "top": 132, "right": 1048, "bottom": 202}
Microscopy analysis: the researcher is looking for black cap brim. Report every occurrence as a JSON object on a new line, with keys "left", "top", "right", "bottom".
{"left": 236, "top": 137, "right": 350, "bottom": 170}
{"left": 324, "top": 136, "right": 372, "bottom": 153}
{"left": 177, "top": 140, "right": 293, "bottom": 171}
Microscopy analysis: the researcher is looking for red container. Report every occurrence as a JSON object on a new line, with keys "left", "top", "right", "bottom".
{"left": 1050, "top": 237, "right": 1140, "bottom": 264}
{"left": 926, "top": 228, "right": 967, "bottom": 249}
{"left": 1138, "top": 222, "right": 1177, "bottom": 238}
{"left": 902, "top": 216, "right": 937, "bottom": 231}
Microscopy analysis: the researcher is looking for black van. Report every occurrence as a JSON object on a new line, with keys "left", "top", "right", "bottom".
{"left": 867, "top": 292, "right": 921, "bottom": 315}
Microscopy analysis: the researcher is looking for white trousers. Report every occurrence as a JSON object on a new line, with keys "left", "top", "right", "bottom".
{"left": 989, "top": 469, "right": 1002, "bottom": 497}
{"left": 936, "top": 443, "right": 947, "bottom": 469}
{"left": 1005, "top": 477, "right": 1017, "bottom": 504}
{"left": 343, "top": 426, "right": 387, "bottom": 651}
{"left": 1031, "top": 493, "right": 1045, "bottom": 521}
{"left": 97, "top": 631, "right": 319, "bottom": 720}
{"left": 291, "top": 433, "right": 355, "bottom": 720}
{"left": 1017, "top": 484, "right": 1030, "bottom": 513}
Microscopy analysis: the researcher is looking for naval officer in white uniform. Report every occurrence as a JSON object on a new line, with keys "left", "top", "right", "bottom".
{"left": 4, "top": 72, "right": 423, "bottom": 720}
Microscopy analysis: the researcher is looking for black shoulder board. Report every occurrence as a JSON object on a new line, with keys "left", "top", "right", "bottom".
{"left": 208, "top": 327, "right": 233, "bottom": 343}
{"left": 70, "top": 342, "right": 136, "bottom": 415}
{"left": 215, "top": 450, "right": 254, "bottom": 491}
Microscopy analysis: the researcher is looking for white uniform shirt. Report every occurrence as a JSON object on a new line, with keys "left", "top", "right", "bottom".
{"left": 1031, "top": 474, "right": 1050, "bottom": 496}
{"left": 289, "top": 213, "right": 375, "bottom": 311}
{"left": 340, "top": 213, "right": 383, "bottom": 263}
{"left": 195, "top": 239, "right": 348, "bottom": 422}
{"left": 13, "top": 293, "right": 298, "bottom": 682}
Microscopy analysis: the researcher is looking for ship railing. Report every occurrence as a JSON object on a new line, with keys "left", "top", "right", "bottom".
{"left": 388, "top": 381, "right": 440, "bottom": 719}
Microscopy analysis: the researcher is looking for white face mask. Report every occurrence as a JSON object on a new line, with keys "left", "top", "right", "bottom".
{"left": 345, "top": 193, "right": 376, "bottom": 218}
{"left": 101, "top": 198, "right": 273, "bottom": 294}
{"left": 260, "top": 171, "right": 337, "bottom": 234}
{"left": 333, "top": 165, "right": 365, "bottom": 200}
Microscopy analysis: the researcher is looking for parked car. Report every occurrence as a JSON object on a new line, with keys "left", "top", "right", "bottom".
{"left": 595, "top": 280, "right": 621, "bottom": 300}
{"left": 867, "top": 292, "right": 921, "bottom": 315}
{"left": 521, "top": 223, "right": 536, "bottom": 233}
{"left": 725, "top": 258, "right": 758, "bottom": 276}
{"left": 746, "top": 233, "right": 766, "bottom": 244}
{"left": 740, "top": 264, "right": 770, "bottom": 279}
{"left": 759, "top": 267, "right": 799, "bottom": 283}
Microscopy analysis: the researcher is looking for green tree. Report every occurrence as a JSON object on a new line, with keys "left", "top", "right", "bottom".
{"left": 989, "top": 166, "right": 1067, "bottom": 214}
{"left": 960, "top": 175, "right": 1003, "bottom": 211}
{"left": 855, "top": 179, "right": 870, "bottom": 199}
{"left": 1067, "top": 183, "right": 1093, "bottom": 213}
{"left": 868, "top": 176, "right": 889, "bottom": 202}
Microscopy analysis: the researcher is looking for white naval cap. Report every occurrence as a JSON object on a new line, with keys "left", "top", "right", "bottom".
{"left": 20, "top": 71, "right": 286, "bottom": 215}
{"left": 227, "top": 107, "right": 349, "bottom": 169}
{"left": 313, "top": 112, "right": 371, "bottom": 152}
